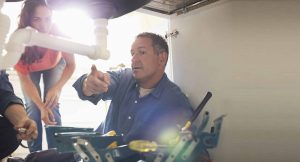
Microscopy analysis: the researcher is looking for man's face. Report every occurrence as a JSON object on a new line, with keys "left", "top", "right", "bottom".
{"left": 131, "top": 37, "right": 165, "bottom": 85}
{"left": 30, "top": 5, "right": 53, "bottom": 33}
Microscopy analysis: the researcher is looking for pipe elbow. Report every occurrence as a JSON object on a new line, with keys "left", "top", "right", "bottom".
{"left": 0, "top": 12, "right": 10, "bottom": 53}
{"left": 6, "top": 27, "right": 36, "bottom": 49}
{"left": 0, "top": 27, "right": 37, "bottom": 69}
{"left": 93, "top": 46, "right": 110, "bottom": 60}
{"left": 92, "top": 19, "right": 110, "bottom": 60}
{"left": 5, "top": 26, "right": 37, "bottom": 54}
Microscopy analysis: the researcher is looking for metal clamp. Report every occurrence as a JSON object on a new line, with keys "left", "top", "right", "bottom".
{"left": 105, "top": 152, "right": 114, "bottom": 162}
{"left": 154, "top": 152, "right": 165, "bottom": 162}
{"left": 166, "top": 133, "right": 193, "bottom": 162}
{"left": 73, "top": 138, "right": 102, "bottom": 162}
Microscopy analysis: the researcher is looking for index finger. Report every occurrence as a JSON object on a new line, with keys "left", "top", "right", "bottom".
{"left": 90, "top": 65, "right": 101, "bottom": 77}
{"left": 103, "top": 73, "right": 111, "bottom": 85}
{"left": 46, "top": 98, "right": 58, "bottom": 109}
{"left": 44, "top": 98, "right": 53, "bottom": 109}
{"left": 43, "top": 114, "right": 57, "bottom": 125}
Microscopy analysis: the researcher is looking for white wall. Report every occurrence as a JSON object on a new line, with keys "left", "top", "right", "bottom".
{"left": 169, "top": 0, "right": 300, "bottom": 161}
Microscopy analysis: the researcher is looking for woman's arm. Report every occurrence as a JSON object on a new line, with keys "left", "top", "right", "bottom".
{"left": 55, "top": 53, "right": 76, "bottom": 89}
{"left": 17, "top": 73, "right": 44, "bottom": 109}
{"left": 44, "top": 53, "right": 75, "bottom": 109}
{"left": 17, "top": 72, "right": 56, "bottom": 125}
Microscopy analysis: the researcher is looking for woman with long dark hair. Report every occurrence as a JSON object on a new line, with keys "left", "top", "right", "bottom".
{"left": 14, "top": 0, "right": 75, "bottom": 152}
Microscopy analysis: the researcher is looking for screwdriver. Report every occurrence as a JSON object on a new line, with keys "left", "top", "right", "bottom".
{"left": 129, "top": 140, "right": 163, "bottom": 152}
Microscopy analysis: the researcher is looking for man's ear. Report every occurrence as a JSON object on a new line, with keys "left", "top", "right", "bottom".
{"left": 159, "top": 52, "right": 168, "bottom": 66}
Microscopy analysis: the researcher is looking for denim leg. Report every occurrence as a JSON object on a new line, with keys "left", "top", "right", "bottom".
{"left": 43, "top": 59, "right": 66, "bottom": 149}
{"left": 24, "top": 72, "right": 43, "bottom": 152}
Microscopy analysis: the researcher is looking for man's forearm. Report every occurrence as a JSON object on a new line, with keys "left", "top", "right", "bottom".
{"left": 4, "top": 104, "right": 28, "bottom": 127}
{"left": 73, "top": 74, "right": 103, "bottom": 105}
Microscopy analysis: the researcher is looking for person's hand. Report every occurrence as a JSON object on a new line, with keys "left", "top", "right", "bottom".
{"left": 4, "top": 104, "right": 38, "bottom": 141}
{"left": 40, "top": 107, "right": 57, "bottom": 125}
{"left": 83, "top": 65, "right": 110, "bottom": 96}
{"left": 45, "top": 86, "right": 61, "bottom": 109}
{"left": 15, "top": 118, "right": 38, "bottom": 141}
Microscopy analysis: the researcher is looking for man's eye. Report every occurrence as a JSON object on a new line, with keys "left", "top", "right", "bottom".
{"left": 138, "top": 51, "right": 145, "bottom": 55}
{"left": 131, "top": 50, "right": 146, "bottom": 56}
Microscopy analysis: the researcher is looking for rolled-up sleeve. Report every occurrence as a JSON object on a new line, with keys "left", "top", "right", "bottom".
{"left": 0, "top": 71, "right": 23, "bottom": 116}
{"left": 72, "top": 74, "right": 104, "bottom": 105}
{"left": 0, "top": 90, "right": 23, "bottom": 116}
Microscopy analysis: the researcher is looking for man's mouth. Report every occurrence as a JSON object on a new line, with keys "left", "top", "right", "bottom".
{"left": 132, "top": 66, "right": 142, "bottom": 70}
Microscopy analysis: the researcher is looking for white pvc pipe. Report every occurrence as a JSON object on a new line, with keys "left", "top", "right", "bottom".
{"left": 0, "top": 1, "right": 12, "bottom": 70}
{"left": 0, "top": 0, "right": 10, "bottom": 59}
{"left": 94, "top": 18, "right": 110, "bottom": 60}
{"left": 30, "top": 29, "right": 98, "bottom": 58}
{"left": 0, "top": 14, "right": 10, "bottom": 56}
{"left": 0, "top": 18, "right": 110, "bottom": 69}
{"left": 0, "top": 27, "right": 30, "bottom": 70}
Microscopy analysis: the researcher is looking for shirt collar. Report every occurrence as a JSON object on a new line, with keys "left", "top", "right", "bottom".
{"left": 133, "top": 73, "right": 169, "bottom": 98}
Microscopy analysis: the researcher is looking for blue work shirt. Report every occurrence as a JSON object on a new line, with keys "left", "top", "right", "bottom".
{"left": 73, "top": 68, "right": 193, "bottom": 143}
{"left": 0, "top": 70, "right": 24, "bottom": 159}
{"left": 0, "top": 70, "right": 23, "bottom": 116}
{"left": 0, "top": 70, "right": 14, "bottom": 92}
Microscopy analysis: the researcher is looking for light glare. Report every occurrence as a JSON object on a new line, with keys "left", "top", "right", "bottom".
{"left": 53, "top": 9, "right": 95, "bottom": 44}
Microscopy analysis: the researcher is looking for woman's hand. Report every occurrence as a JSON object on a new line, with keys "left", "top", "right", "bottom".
{"left": 40, "top": 107, "right": 57, "bottom": 125}
{"left": 45, "top": 86, "right": 61, "bottom": 109}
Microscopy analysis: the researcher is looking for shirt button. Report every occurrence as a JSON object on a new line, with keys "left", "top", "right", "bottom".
{"left": 134, "top": 100, "right": 137, "bottom": 103}
{"left": 128, "top": 116, "right": 132, "bottom": 120}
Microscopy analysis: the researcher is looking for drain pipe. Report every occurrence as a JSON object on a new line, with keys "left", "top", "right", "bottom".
{"left": 0, "top": 0, "right": 11, "bottom": 68}
{"left": 0, "top": 16, "right": 110, "bottom": 69}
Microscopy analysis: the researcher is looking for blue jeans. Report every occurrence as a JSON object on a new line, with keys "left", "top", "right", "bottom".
{"left": 23, "top": 59, "right": 66, "bottom": 152}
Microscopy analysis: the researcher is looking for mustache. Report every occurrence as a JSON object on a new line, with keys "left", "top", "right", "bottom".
{"left": 131, "top": 65, "right": 143, "bottom": 69}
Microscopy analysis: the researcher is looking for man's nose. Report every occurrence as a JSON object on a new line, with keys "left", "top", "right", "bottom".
{"left": 131, "top": 54, "right": 139, "bottom": 63}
